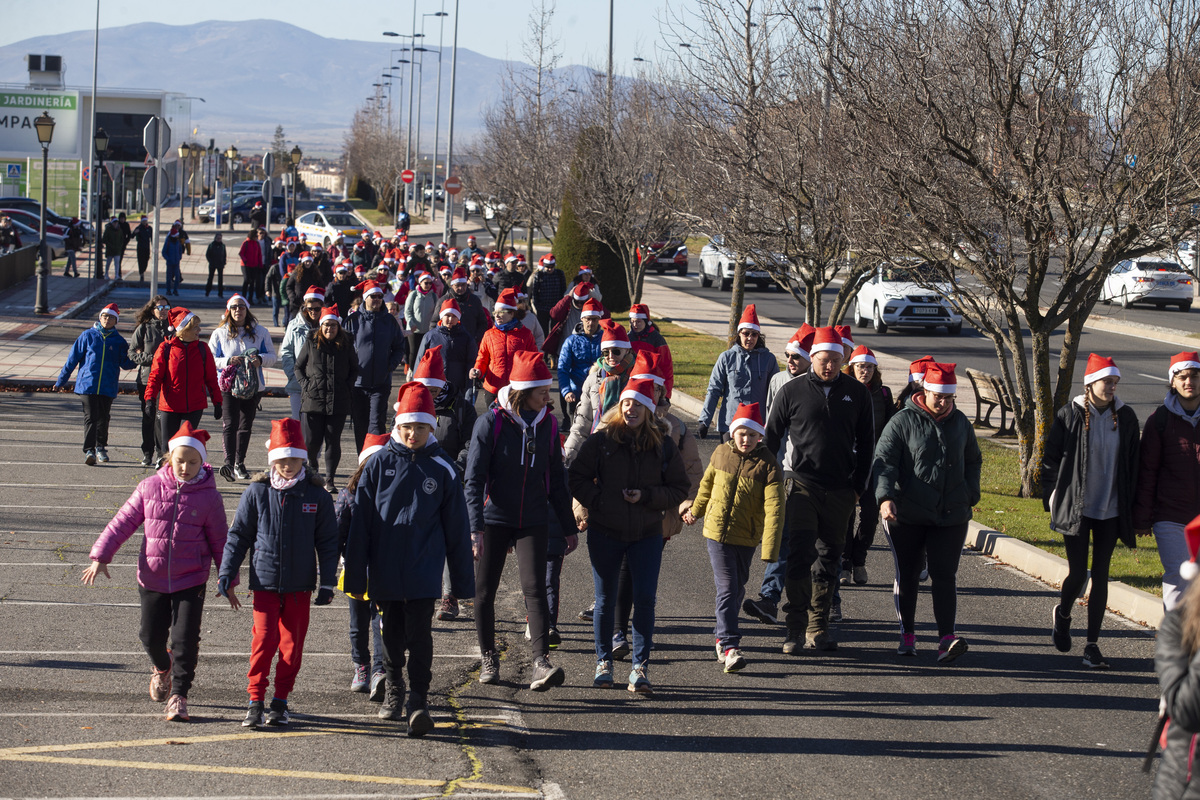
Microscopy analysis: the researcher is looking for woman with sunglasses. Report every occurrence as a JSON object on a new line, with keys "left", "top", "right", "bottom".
{"left": 130, "top": 297, "right": 172, "bottom": 467}
{"left": 209, "top": 294, "right": 278, "bottom": 480}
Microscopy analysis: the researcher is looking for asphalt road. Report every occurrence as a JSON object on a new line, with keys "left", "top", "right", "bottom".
{"left": 0, "top": 384, "right": 1163, "bottom": 798}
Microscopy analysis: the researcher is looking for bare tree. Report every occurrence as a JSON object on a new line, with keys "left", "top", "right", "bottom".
{"left": 827, "top": 0, "right": 1200, "bottom": 494}
{"left": 344, "top": 98, "right": 409, "bottom": 215}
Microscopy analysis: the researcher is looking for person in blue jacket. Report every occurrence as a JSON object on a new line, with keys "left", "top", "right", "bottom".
{"left": 557, "top": 298, "right": 604, "bottom": 427}
{"left": 343, "top": 382, "right": 474, "bottom": 736}
{"left": 343, "top": 280, "right": 406, "bottom": 453}
{"left": 161, "top": 224, "right": 186, "bottom": 295}
{"left": 464, "top": 351, "right": 577, "bottom": 692}
{"left": 699, "top": 305, "right": 778, "bottom": 441}
{"left": 417, "top": 298, "right": 476, "bottom": 398}
{"left": 217, "top": 418, "right": 339, "bottom": 729}
{"left": 55, "top": 303, "right": 138, "bottom": 465}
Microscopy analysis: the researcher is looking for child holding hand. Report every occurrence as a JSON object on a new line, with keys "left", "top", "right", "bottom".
{"left": 82, "top": 423, "right": 233, "bottom": 722}
{"left": 683, "top": 403, "right": 784, "bottom": 673}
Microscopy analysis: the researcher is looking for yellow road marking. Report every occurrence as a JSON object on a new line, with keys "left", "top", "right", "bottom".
{"left": 0, "top": 729, "right": 336, "bottom": 756}
{"left": 458, "top": 781, "right": 541, "bottom": 794}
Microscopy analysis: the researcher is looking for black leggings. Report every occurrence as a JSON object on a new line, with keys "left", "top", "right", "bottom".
{"left": 80, "top": 394, "right": 114, "bottom": 452}
{"left": 159, "top": 409, "right": 204, "bottom": 459}
{"left": 886, "top": 520, "right": 969, "bottom": 638}
{"left": 843, "top": 494, "right": 881, "bottom": 568}
{"left": 136, "top": 382, "right": 159, "bottom": 458}
{"left": 1061, "top": 516, "right": 1120, "bottom": 642}
{"left": 221, "top": 391, "right": 259, "bottom": 468}
{"left": 301, "top": 411, "right": 347, "bottom": 480}
{"left": 406, "top": 332, "right": 423, "bottom": 373}
{"left": 475, "top": 524, "right": 550, "bottom": 657}
{"left": 139, "top": 583, "right": 206, "bottom": 698}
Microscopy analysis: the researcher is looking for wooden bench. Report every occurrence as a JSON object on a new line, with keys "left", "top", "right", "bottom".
{"left": 965, "top": 368, "right": 1018, "bottom": 437}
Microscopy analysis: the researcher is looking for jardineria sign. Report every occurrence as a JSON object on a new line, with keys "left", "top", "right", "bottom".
{"left": 0, "top": 91, "right": 80, "bottom": 157}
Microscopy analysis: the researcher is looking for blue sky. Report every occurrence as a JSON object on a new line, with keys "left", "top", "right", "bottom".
{"left": 4, "top": 0, "right": 673, "bottom": 74}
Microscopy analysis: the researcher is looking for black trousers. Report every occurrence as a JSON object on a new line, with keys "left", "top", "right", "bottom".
{"left": 475, "top": 524, "right": 550, "bottom": 657}
{"left": 241, "top": 268, "right": 255, "bottom": 303}
{"left": 1061, "top": 515, "right": 1121, "bottom": 642}
{"left": 136, "top": 382, "right": 159, "bottom": 458}
{"left": 137, "top": 251, "right": 150, "bottom": 279}
{"left": 139, "top": 583, "right": 206, "bottom": 698}
{"left": 843, "top": 494, "right": 881, "bottom": 569}
{"left": 406, "top": 332, "right": 423, "bottom": 373}
{"left": 221, "top": 391, "right": 259, "bottom": 467}
{"left": 80, "top": 394, "right": 114, "bottom": 452}
{"left": 885, "top": 520, "right": 969, "bottom": 638}
{"left": 782, "top": 479, "right": 857, "bottom": 638}
{"left": 251, "top": 268, "right": 267, "bottom": 304}
{"left": 376, "top": 598, "right": 435, "bottom": 708}
{"left": 301, "top": 411, "right": 347, "bottom": 480}
{"left": 206, "top": 264, "right": 224, "bottom": 296}
{"left": 350, "top": 386, "right": 392, "bottom": 454}
{"left": 159, "top": 409, "right": 204, "bottom": 459}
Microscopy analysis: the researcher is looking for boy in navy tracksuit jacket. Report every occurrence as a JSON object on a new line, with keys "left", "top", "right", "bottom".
{"left": 218, "top": 418, "right": 339, "bottom": 728}
{"left": 343, "top": 382, "right": 474, "bottom": 736}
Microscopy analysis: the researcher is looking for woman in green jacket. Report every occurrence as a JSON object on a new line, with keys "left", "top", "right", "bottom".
{"left": 872, "top": 362, "right": 981, "bottom": 663}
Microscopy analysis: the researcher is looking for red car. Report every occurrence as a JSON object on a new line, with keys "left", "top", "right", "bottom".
{"left": 0, "top": 207, "right": 67, "bottom": 238}
{"left": 638, "top": 238, "right": 689, "bottom": 276}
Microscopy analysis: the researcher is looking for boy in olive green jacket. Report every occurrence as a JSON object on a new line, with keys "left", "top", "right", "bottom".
{"left": 683, "top": 402, "right": 784, "bottom": 673}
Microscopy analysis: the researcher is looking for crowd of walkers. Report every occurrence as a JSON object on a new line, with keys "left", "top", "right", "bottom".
{"left": 47, "top": 227, "right": 1200, "bottom": 784}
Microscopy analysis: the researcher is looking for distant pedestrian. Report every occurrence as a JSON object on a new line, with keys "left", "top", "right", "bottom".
{"left": 1042, "top": 353, "right": 1140, "bottom": 669}
{"left": 133, "top": 216, "right": 152, "bottom": 281}
{"left": 563, "top": 320, "right": 636, "bottom": 462}
{"left": 0, "top": 213, "right": 22, "bottom": 254}
{"left": 205, "top": 232, "right": 227, "bottom": 297}
{"left": 279, "top": 287, "right": 324, "bottom": 420}
{"left": 63, "top": 217, "right": 84, "bottom": 278}
{"left": 557, "top": 298, "right": 604, "bottom": 427}
{"left": 239, "top": 229, "right": 264, "bottom": 304}
{"left": 102, "top": 217, "right": 125, "bottom": 280}
{"left": 129, "top": 296, "right": 172, "bottom": 467}
{"left": 82, "top": 423, "right": 235, "bottom": 722}
{"left": 526, "top": 254, "right": 566, "bottom": 336}
{"left": 161, "top": 224, "right": 185, "bottom": 295}
{"left": 404, "top": 271, "right": 440, "bottom": 376}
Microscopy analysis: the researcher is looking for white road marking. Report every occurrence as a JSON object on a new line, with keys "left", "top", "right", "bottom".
{"left": 1138, "top": 373, "right": 1169, "bottom": 382}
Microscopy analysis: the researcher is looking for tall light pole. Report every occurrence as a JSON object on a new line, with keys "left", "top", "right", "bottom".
{"left": 427, "top": 6, "right": 448, "bottom": 222}
{"left": 190, "top": 143, "right": 202, "bottom": 220}
{"left": 177, "top": 143, "right": 190, "bottom": 225}
{"left": 443, "top": 0, "right": 459, "bottom": 243}
{"left": 290, "top": 145, "right": 302, "bottom": 222}
{"left": 33, "top": 112, "right": 55, "bottom": 314}
{"left": 225, "top": 145, "right": 238, "bottom": 231}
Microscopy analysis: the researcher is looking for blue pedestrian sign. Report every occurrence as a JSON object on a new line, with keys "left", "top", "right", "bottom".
{"left": 6, "top": 164, "right": 20, "bottom": 178}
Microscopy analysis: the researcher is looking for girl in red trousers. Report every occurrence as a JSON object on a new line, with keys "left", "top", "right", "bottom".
{"left": 82, "top": 423, "right": 234, "bottom": 722}
{"left": 145, "top": 307, "right": 222, "bottom": 466}
{"left": 218, "top": 418, "right": 339, "bottom": 728}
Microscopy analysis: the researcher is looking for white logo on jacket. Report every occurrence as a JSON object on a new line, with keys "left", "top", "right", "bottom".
{"left": 422, "top": 477, "right": 437, "bottom": 494}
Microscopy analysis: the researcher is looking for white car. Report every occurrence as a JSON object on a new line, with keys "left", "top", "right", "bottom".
{"left": 296, "top": 210, "right": 369, "bottom": 248}
{"left": 697, "top": 236, "right": 774, "bottom": 291}
{"left": 852, "top": 260, "right": 963, "bottom": 334}
{"left": 1177, "top": 240, "right": 1197, "bottom": 272}
{"left": 1100, "top": 256, "right": 1193, "bottom": 311}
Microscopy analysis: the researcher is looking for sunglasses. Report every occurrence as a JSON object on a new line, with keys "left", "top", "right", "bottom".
{"left": 229, "top": 304, "right": 247, "bottom": 310}
{"left": 155, "top": 304, "right": 170, "bottom": 310}
{"left": 601, "top": 348, "right": 626, "bottom": 357}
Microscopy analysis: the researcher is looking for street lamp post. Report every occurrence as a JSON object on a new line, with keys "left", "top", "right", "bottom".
{"left": 190, "top": 143, "right": 202, "bottom": 220}
{"left": 33, "top": 111, "right": 55, "bottom": 314}
{"left": 427, "top": 7, "right": 448, "bottom": 222}
{"left": 290, "top": 145, "right": 302, "bottom": 222}
{"left": 225, "top": 146, "right": 238, "bottom": 231}
{"left": 443, "top": 0, "right": 459, "bottom": 243}
{"left": 93, "top": 128, "right": 108, "bottom": 280}
{"left": 177, "top": 143, "right": 191, "bottom": 225}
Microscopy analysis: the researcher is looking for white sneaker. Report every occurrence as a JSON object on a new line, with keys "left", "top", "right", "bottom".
{"left": 722, "top": 648, "right": 747, "bottom": 673}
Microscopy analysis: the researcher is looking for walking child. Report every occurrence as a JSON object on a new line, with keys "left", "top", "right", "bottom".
{"left": 82, "top": 423, "right": 233, "bottom": 722}
{"left": 683, "top": 402, "right": 784, "bottom": 673}
{"left": 218, "top": 418, "right": 339, "bottom": 727}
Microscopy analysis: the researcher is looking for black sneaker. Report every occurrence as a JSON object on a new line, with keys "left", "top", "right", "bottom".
{"left": 743, "top": 597, "right": 779, "bottom": 625}
{"left": 548, "top": 628, "right": 561, "bottom": 649}
{"left": 479, "top": 650, "right": 500, "bottom": 685}
{"left": 242, "top": 700, "right": 265, "bottom": 728}
{"left": 805, "top": 632, "right": 838, "bottom": 651}
{"left": 529, "top": 656, "right": 565, "bottom": 691}
{"left": 406, "top": 706, "right": 434, "bottom": 737}
{"left": 1082, "top": 643, "right": 1110, "bottom": 669}
{"left": 264, "top": 698, "right": 289, "bottom": 726}
{"left": 141, "top": 453, "right": 156, "bottom": 468}
{"left": 578, "top": 602, "right": 595, "bottom": 621}
{"left": 219, "top": 464, "right": 235, "bottom": 482}
{"left": 830, "top": 598, "right": 843, "bottom": 623}
{"left": 84, "top": 449, "right": 97, "bottom": 466}
{"left": 1051, "top": 604, "right": 1072, "bottom": 653}
{"left": 324, "top": 478, "right": 337, "bottom": 494}
{"left": 378, "top": 682, "right": 404, "bottom": 720}
{"left": 234, "top": 463, "right": 250, "bottom": 480}
{"left": 782, "top": 633, "right": 804, "bottom": 655}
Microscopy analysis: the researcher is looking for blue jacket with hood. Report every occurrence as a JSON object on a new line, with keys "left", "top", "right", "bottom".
{"left": 55, "top": 322, "right": 137, "bottom": 397}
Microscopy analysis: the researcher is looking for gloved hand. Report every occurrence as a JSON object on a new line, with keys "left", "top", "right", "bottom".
{"left": 314, "top": 587, "right": 335, "bottom": 606}
{"left": 216, "top": 575, "right": 231, "bottom": 597}
{"left": 698, "top": 424, "right": 709, "bottom": 440}
{"left": 213, "top": 403, "right": 222, "bottom": 420}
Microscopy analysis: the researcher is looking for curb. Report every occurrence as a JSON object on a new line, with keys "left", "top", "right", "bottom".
{"left": 1082, "top": 315, "right": 1200, "bottom": 349}
{"left": 56, "top": 281, "right": 114, "bottom": 321}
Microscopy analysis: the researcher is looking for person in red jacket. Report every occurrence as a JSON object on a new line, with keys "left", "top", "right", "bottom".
{"left": 145, "top": 308, "right": 222, "bottom": 466}
{"left": 470, "top": 288, "right": 538, "bottom": 407}
{"left": 628, "top": 303, "right": 675, "bottom": 399}
{"left": 1135, "top": 351, "right": 1200, "bottom": 610}
{"left": 239, "top": 230, "right": 265, "bottom": 306}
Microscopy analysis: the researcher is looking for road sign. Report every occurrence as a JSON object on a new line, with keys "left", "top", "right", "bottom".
{"left": 401, "top": 169, "right": 415, "bottom": 184}
{"left": 141, "top": 166, "right": 168, "bottom": 205}
{"left": 444, "top": 175, "right": 462, "bottom": 195}
{"left": 142, "top": 116, "right": 171, "bottom": 160}
{"left": 262, "top": 180, "right": 271, "bottom": 202}
{"left": 6, "top": 164, "right": 20, "bottom": 178}
{"left": 106, "top": 162, "right": 124, "bottom": 185}
{"left": 263, "top": 152, "right": 275, "bottom": 177}
{"left": 81, "top": 166, "right": 89, "bottom": 181}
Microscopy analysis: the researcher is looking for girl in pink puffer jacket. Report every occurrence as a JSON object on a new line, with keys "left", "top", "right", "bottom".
{"left": 82, "top": 422, "right": 235, "bottom": 723}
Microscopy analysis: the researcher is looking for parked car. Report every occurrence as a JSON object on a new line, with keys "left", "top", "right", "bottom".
{"left": 0, "top": 207, "right": 67, "bottom": 238}
{"left": 0, "top": 197, "right": 92, "bottom": 241}
{"left": 639, "top": 238, "right": 688, "bottom": 276}
{"left": 423, "top": 183, "right": 444, "bottom": 201}
{"left": 697, "top": 236, "right": 773, "bottom": 291}
{"left": 1177, "top": 240, "right": 1197, "bottom": 272}
{"left": 296, "top": 209, "right": 370, "bottom": 248}
{"left": 205, "top": 195, "right": 288, "bottom": 225}
{"left": 6, "top": 217, "right": 66, "bottom": 259}
{"left": 852, "top": 259, "right": 963, "bottom": 334}
{"left": 1100, "top": 256, "right": 1193, "bottom": 311}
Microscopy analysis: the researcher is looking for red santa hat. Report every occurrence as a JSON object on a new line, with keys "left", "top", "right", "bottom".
{"left": 516, "top": 254, "right": 527, "bottom": 265}
{"left": 620, "top": 376, "right": 657, "bottom": 413}
{"left": 577, "top": 264, "right": 593, "bottom": 275}
{"left": 470, "top": 255, "right": 485, "bottom": 267}
{"left": 571, "top": 282, "right": 594, "bottom": 301}
{"left": 99, "top": 303, "right": 120, "bottom": 320}
{"left": 600, "top": 319, "right": 631, "bottom": 350}
{"left": 439, "top": 298, "right": 462, "bottom": 320}
{"left": 1083, "top": 353, "right": 1120, "bottom": 386}
{"left": 413, "top": 345, "right": 447, "bottom": 390}
{"left": 629, "top": 303, "right": 650, "bottom": 321}
{"left": 580, "top": 298, "right": 604, "bottom": 319}
{"left": 447, "top": 248, "right": 460, "bottom": 260}
{"left": 168, "top": 307, "right": 197, "bottom": 331}
{"left": 393, "top": 381, "right": 437, "bottom": 427}
{"left": 335, "top": 262, "right": 349, "bottom": 274}
{"left": 785, "top": 326, "right": 813, "bottom": 359}
{"left": 631, "top": 349, "right": 665, "bottom": 386}
{"left": 809, "top": 326, "right": 843, "bottom": 356}
{"left": 168, "top": 421, "right": 210, "bottom": 462}
{"left": 923, "top": 362, "right": 958, "bottom": 395}
{"left": 509, "top": 350, "right": 553, "bottom": 390}
{"left": 299, "top": 251, "right": 313, "bottom": 262}
{"left": 358, "top": 432, "right": 391, "bottom": 464}
{"left": 729, "top": 402, "right": 765, "bottom": 437}
{"left": 319, "top": 305, "right": 341, "bottom": 326}
{"left": 909, "top": 355, "right": 935, "bottom": 384}
{"left": 485, "top": 251, "right": 501, "bottom": 264}
{"left": 835, "top": 325, "right": 855, "bottom": 349}
{"left": 848, "top": 345, "right": 877, "bottom": 366}
{"left": 357, "top": 279, "right": 385, "bottom": 297}
{"left": 495, "top": 288, "right": 520, "bottom": 312}
{"left": 1180, "top": 513, "right": 1200, "bottom": 581}
{"left": 504, "top": 253, "right": 520, "bottom": 265}
{"left": 539, "top": 254, "right": 556, "bottom": 269}
{"left": 416, "top": 271, "right": 434, "bottom": 284}
{"left": 1170, "top": 352, "right": 1200, "bottom": 380}
{"left": 225, "top": 294, "right": 247, "bottom": 309}
{"left": 451, "top": 267, "right": 469, "bottom": 285}
{"left": 303, "top": 285, "right": 325, "bottom": 303}
{"left": 266, "top": 418, "right": 307, "bottom": 463}
{"left": 737, "top": 304, "right": 761, "bottom": 333}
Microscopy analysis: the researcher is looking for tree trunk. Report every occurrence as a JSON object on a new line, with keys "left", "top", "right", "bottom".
{"left": 1020, "top": 327, "right": 1056, "bottom": 498}
{"left": 727, "top": 258, "right": 748, "bottom": 346}
{"left": 805, "top": 280, "right": 820, "bottom": 326}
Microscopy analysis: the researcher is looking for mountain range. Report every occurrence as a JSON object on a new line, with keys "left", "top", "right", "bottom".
{"left": 0, "top": 20, "right": 600, "bottom": 157}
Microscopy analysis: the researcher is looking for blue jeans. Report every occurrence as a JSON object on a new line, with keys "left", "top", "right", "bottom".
{"left": 348, "top": 598, "right": 385, "bottom": 673}
{"left": 165, "top": 260, "right": 182, "bottom": 293}
{"left": 759, "top": 527, "right": 790, "bottom": 604}
{"left": 588, "top": 527, "right": 663, "bottom": 666}
{"left": 545, "top": 554, "right": 564, "bottom": 629}
{"left": 64, "top": 250, "right": 77, "bottom": 276}
{"left": 708, "top": 538, "right": 754, "bottom": 650}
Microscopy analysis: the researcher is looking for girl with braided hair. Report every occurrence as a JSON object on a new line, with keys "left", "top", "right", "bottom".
{"left": 1041, "top": 354, "right": 1140, "bottom": 669}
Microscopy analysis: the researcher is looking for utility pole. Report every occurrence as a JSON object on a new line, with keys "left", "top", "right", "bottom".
{"left": 442, "top": 0, "right": 459, "bottom": 243}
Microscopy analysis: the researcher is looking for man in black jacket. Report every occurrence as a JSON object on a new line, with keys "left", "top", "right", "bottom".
{"left": 765, "top": 326, "right": 874, "bottom": 653}
{"left": 342, "top": 280, "right": 406, "bottom": 452}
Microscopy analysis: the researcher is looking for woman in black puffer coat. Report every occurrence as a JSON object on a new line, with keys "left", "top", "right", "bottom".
{"left": 129, "top": 296, "right": 172, "bottom": 466}
{"left": 296, "top": 305, "right": 359, "bottom": 492}
{"left": 1155, "top": 529, "right": 1200, "bottom": 799}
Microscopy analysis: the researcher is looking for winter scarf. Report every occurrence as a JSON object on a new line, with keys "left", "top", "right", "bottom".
{"left": 270, "top": 465, "right": 306, "bottom": 491}
{"left": 596, "top": 356, "right": 634, "bottom": 419}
